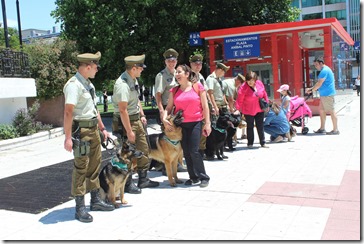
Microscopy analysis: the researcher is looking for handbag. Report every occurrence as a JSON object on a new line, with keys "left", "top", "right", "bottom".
{"left": 249, "top": 85, "right": 269, "bottom": 110}
{"left": 258, "top": 97, "right": 269, "bottom": 110}
{"left": 353, "top": 85, "right": 357, "bottom": 90}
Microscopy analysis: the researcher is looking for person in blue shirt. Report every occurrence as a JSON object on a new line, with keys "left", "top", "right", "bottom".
{"left": 306, "top": 57, "right": 339, "bottom": 135}
{"left": 264, "top": 102, "right": 290, "bottom": 143}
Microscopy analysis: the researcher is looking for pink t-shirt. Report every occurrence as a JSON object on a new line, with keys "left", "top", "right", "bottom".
{"left": 235, "top": 80, "right": 269, "bottom": 116}
{"left": 170, "top": 83, "right": 204, "bottom": 123}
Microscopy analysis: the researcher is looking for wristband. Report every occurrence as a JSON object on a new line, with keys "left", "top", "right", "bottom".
{"left": 141, "top": 115, "right": 146, "bottom": 118}
{"left": 100, "top": 127, "right": 106, "bottom": 131}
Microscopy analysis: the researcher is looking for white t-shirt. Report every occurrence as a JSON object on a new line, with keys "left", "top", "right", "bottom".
{"left": 355, "top": 78, "right": 360, "bottom": 86}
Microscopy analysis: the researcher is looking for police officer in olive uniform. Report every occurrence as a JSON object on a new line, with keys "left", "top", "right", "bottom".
{"left": 112, "top": 54, "right": 159, "bottom": 194}
{"left": 153, "top": 48, "right": 187, "bottom": 174}
{"left": 63, "top": 51, "right": 114, "bottom": 223}
{"left": 206, "top": 62, "right": 230, "bottom": 126}
{"left": 189, "top": 54, "right": 212, "bottom": 158}
{"left": 154, "top": 48, "right": 179, "bottom": 125}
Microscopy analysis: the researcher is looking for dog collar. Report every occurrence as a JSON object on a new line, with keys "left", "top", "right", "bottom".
{"left": 212, "top": 124, "right": 226, "bottom": 133}
{"left": 111, "top": 157, "right": 128, "bottom": 170}
{"left": 163, "top": 135, "right": 180, "bottom": 146}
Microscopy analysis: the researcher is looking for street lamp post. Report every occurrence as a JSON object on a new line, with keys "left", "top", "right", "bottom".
{"left": 16, "top": 0, "right": 23, "bottom": 49}
{"left": 1, "top": 0, "right": 10, "bottom": 48}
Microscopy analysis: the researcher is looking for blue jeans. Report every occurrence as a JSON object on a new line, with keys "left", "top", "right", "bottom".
{"left": 264, "top": 125, "right": 284, "bottom": 139}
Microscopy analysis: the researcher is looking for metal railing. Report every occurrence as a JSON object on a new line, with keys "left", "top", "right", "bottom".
{"left": 0, "top": 48, "right": 30, "bottom": 78}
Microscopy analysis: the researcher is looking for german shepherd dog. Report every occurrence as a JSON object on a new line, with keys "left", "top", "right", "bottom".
{"left": 205, "top": 113, "right": 234, "bottom": 160}
{"left": 99, "top": 141, "right": 143, "bottom": 208}
{"left": 148, "top": 110, "right": 184, "bottom": 187}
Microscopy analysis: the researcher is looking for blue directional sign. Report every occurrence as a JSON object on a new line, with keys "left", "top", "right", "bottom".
{"left": 340, "top": 42, "right": 349, "bottom": 51}
{"left": 224, "top": 34, "right": 260, "bottom": 59}
{"left": 189, "top": 32, "right": 202, "bottom": 46}
{"left": 354, "top": 41, "right": 360, "bottom": 50}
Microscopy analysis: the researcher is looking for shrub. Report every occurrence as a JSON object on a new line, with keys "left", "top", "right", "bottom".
{"left": 12, "top": 100, "right": 53, "bottom": 137}
{"left": 0, "top": 124, "right": 19, "bottom": 140}
{"left": 24, "top": 39, "right": 78, "bottom": 100}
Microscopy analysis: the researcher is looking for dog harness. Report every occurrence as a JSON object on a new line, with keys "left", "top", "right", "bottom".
{"left": 212, "top": 124, "right": 226, "bottom": 134}
{"left": 162, "top": 135, "right": 180, "bottom": 146}
{"left": 110, "top": 156, "right": 128, "bottom": 170}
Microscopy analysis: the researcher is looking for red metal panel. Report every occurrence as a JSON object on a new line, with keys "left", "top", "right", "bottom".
{"left": 292, "top": 32, "right": 302, "bottom": 96}
{"left": 323, "top": 27, "right": 333, "bottom": 68}
{"left": 271, "top": 33, "right": 279, "bottom": 100}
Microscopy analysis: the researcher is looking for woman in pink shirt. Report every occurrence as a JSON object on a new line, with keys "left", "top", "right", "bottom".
{"left": 234, "top": 71, "right": 269, "bottom": 149}
{"left": 163, "top": 64, "right": 211, "bottom": 187}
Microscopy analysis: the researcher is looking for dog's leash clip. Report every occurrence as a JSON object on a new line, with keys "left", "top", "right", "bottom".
{"left": 102, "top": 137, "right": 117, "bottom": 154}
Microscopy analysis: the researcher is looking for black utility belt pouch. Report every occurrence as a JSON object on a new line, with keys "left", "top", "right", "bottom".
{"left": 72, "top": 138, "right": 90, "bottom": 157}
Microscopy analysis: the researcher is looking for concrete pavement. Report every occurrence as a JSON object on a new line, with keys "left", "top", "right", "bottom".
{"left": 0, "top": 90, "right": 360, "bottom": 241}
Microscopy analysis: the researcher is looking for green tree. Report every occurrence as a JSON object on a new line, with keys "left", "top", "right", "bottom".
{"left": 52, "top": 0, "right": 199, "bottom": 88}
{"left": 52, "top": 0, "right": 299, "bottom": 88}
{"left": 23, "top": 39, "right": 78, "bottom": 99}
{"left": 0, "top": 27, "right": 21, "bottom": 50}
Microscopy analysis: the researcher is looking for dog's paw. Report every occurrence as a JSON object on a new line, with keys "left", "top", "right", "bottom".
{"left": 114, "top": 203, "right": 121, "bottom": 208}
{"left": 169, "top": 181, "right": 177, "bottom": 187}
{"left": 121, "top": 199, "right": 128, "bottom": 205}
{"left": 175, "top": 179, "right": 184, "bottom": 184}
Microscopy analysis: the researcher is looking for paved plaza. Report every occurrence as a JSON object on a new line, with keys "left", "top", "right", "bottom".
{"left": 0, "top": 91, "right": 360, "bottom": 241}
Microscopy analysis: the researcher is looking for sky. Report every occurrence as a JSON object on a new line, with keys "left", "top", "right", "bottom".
{"left": 0, "top": 0, "right": 60, "bottom": 32}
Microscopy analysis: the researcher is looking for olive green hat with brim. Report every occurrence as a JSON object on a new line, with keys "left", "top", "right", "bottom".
{"left": 189, "top": 54, "right": 203, "bottom": 63}
{"left": 237, "top": 74, "right": 245, "bottom": 82}
{"left": 163, "top": 48, "right": 179, "bottom": 60}
{"left": 77, "top": 51, "right": 101, "bottom": 64}
{"left": 216, "top": 62, "right": 230, "bottom": 72}
{"left": 125, "top": 54, "right": 147, "bottom": 68}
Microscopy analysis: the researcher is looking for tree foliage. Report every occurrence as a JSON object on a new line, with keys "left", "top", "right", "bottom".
{"left": 51, "top": 0, "right": 299, "bottom": 89}
{"left": 23, "top": 39, "right": 78, "bottom": 99}
{"left": 0, "top": 27, "right": 21, "bottom": 50}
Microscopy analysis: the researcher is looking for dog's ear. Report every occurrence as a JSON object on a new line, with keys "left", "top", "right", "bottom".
{"left": 173, "top": 110, "right": 184, "bottom": 126}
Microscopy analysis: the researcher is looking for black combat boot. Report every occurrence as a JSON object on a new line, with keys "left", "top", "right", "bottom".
{"left": 75, "top": 196, "right": 93, "bottom": 223}
{"left": 90, "top": 189, "right": 115, "bottom": 211}
{"left": 124, "top": 174, "right": 142, "bottom": 194}
{"left": 137, "top": 169, "right": 160, "bottom": 188}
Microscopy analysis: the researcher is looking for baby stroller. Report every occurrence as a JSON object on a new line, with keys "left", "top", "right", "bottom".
{"left": 289, "top": 95, "right": 312, "bottom": 135}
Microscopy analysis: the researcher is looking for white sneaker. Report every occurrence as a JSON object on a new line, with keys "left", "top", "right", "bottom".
{"left": 274, "top": 136, "right": 283, "bottom": 143}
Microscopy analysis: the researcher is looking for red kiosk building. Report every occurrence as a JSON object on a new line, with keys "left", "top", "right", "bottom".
{"left": 200, "top": 18, "right": 354, "bottom": 113}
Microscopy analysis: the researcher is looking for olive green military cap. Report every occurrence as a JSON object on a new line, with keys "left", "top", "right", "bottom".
{"left": 189, "top": 54, "right": 203, "bottom": 63}
{"left": 163, "top": 48, "right": 179, "bottom": 60}
{"left": 216, "top": 62, "right": 230, "bottom": 72}
{"left": 77, "top": 51, "right": 101, "bottom": 64}
{"left": 237, "top": 73, "right": 245, "bottom": 82}
{"left": 125, "top": 54, "right": 147, "bottom": 68}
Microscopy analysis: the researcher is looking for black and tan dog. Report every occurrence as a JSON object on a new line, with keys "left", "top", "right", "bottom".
{"left": 99, "top": 141, "right": 143, "bottom": 208}
{"left": 148, "top": 110, "right": 184, "bottom": 187}
{"left": 225, "top": 112, "right": 242, "bottom": 151}
{"left": 205, "top": 113, "right": 234, "bottom": 160}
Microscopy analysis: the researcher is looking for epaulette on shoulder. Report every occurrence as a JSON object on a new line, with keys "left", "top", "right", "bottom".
{"left": 69, "top": 76, "right": 77, "bottom": 82}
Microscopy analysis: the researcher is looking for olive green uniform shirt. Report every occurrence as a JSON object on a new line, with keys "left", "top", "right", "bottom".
{"left": 223, "top": 78, "right": 236, "bottom": 99}
{"left": 206, "top": 72, "right": 226, "bottom": 106}
{"left": 154, "top": 67, "right": 177, "bottom": 106}
{"left": 63, "top": 72, "right": 98, "bottom": 120}
{"left": 112, "top": 71, "right": 140, "bottom": 116}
